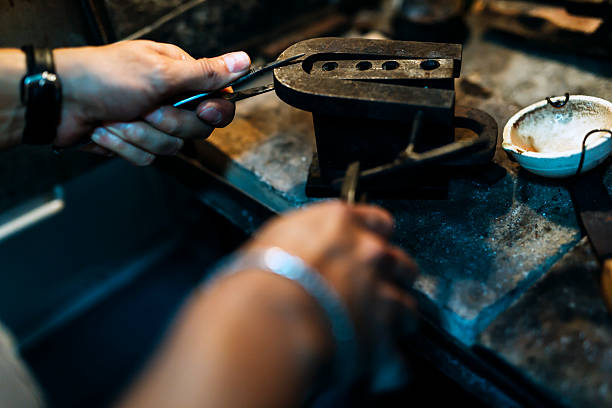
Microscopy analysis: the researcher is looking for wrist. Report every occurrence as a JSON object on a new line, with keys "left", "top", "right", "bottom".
{"left": 0, "top": 49, "right": 26, "bottom": 149}
{"left": 204, "top": 269, "right": 336, "bottom": 398}
{"left": 117, "top": 270, "right": 336, "bottom": 408}
{"left": 53, "top": 48, "right": 89, "bottom": 118}
{"left": 215, "top": 268, "right": 335, "bottom": 355}
{"left": 19, "top": 46, "right": 63, "bottom": 145}
{"left": 53, "top": 48, "right": 81, "bottom": 103}
{"left": 209, "top": 247, "right": 361, "bottom": 389}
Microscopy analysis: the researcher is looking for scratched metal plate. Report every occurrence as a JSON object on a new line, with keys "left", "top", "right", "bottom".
{"left": 207, "top": 23, "right": 612, "bottom": 346}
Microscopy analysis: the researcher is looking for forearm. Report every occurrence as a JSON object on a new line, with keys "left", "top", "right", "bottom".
{"left": 116, "top": 269, "right": 334, "bottom": 408}
{"left": 0, "top": 49, "right": 26, "bottom": 149}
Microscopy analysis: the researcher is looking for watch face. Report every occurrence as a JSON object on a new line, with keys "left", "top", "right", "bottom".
{"left": 21, "top": 69, "right": 62, "bottom": 144}
{"left": 22, "top": 71, "right": 61, "bottom": 103}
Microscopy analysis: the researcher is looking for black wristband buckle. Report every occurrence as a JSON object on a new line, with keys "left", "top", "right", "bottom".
{"left": 20, "top": 46, "right": 63, "bottom": 145}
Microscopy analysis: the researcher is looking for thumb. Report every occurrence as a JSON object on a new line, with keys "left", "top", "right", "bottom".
{"left": 170, "top": 51, "right": 251, "bottom": 93}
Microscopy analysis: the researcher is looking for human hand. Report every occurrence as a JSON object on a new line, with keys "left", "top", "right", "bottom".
{"left": 53, "top": 40, "right": 251, "bottom": 165}
{"left": 246, "top": 201, "right": 419, "bottom": 348}
{"left": 113, "top": 202, "right": 418, "bottom": 408}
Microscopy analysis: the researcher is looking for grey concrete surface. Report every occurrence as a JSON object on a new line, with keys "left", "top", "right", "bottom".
{"left": 207, "top": 86, "right": 586, "bottom": 343}
{"left": 205, "top": 18, "right": 612, "bottom": 344}
{"left": 2, "top": 2, "right": 611, "bottom": 402}
{"left": 479, "top": 238, "right": 612, "bottom": 407}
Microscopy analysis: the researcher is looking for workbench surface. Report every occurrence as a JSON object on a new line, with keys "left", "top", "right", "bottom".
{"left": 3, "top": 1, "right": 606, "bottom": 406}
{"left": 195, "top": 17, "right": 612, "bottom": 407}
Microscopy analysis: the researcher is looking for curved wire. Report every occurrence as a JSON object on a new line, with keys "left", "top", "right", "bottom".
{"left": 546, "top": 93, "right": 570, "bottom": 108}
{"left": 576, "top": 129, "right": 612, "bottom": 176}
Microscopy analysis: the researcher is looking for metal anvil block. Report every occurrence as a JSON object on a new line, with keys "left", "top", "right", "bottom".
{"left": 275, "top": 38, "right": 464, "bottom": 178}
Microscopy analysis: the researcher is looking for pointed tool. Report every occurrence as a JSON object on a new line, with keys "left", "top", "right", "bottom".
{"left": 173, "top": 53, "right": 305, "bottom": 109}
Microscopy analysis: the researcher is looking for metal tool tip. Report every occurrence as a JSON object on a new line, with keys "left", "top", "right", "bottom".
{"left": 281, "top": 53, "right": 305, "bottom": 62}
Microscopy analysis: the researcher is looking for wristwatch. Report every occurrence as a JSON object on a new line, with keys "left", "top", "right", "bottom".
{"left": 20, "top": 45, "right": 63, "bottom": 145}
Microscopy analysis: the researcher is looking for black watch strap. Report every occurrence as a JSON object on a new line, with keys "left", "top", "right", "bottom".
{"left": 20, "top": 45, "right": 63, "bottom": 145}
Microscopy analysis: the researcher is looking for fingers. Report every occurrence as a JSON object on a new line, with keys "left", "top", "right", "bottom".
{"left": 146, "top": 99, "right": 236, "bottom": 132}
{"left": 105, "top": 121, "right": 184, "bottom": 155}
{"left": 377, "top": 281, "right": 419, "bottom": 335}
{"left": 194, "top": 99, "right": 236, "bottom": 128}
{"left": 347, "top": 202, "right": 418, "bottom": 288}
{"left": 337, "top": 201, "right": 416, "bottom": 286}
{"left": 91, "top": 126, "right": 157, "bottom": 166}
{"left": 144, "top": 99, "right": 235, "bottom": 138}
{"left": 144, "top": 106, "right": 215, "bottom": 139}
{"left": 350, "top": 204, "right": 394, "bottom": 238}
{"left": 379, "top": 282, "right": 417, "bottom": 311}
{"left": 89, "top": 97, "right": 236, "bottom": 167}
{"left": 169, "top": 51, "right": 251, "bottom": 93}
{"left": 356, "top": 234, "right": 418, "bottom": 285}
{"left": 385, "top": 246, "right": 419, "bottom": 289}
{"left": 367, "top": 244, "right": 419, "bottom": 335}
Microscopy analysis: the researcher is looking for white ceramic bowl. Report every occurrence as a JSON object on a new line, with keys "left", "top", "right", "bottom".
{"left": 502, "top": 95, "right": 612, "bottom": 178}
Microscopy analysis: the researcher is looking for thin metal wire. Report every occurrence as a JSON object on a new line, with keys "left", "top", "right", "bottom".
{"left": 576, "top": 129, "right": 612, "bottom": 176}
{"left": 173, "top": 54, "right": 304, "bottom": 108}
{"left": 546, "top": 93, "right": 570, "bottom": 108}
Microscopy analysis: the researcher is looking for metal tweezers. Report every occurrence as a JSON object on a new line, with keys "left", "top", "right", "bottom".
{"left": 173, "top": 53, "right": 305, "bottom": 109}
{"left": 340, "top": 161, "right": 360, "bottom": 205}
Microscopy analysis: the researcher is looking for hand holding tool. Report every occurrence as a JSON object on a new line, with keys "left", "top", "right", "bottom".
{"left": 173, "top": 53, "right": 305, "bottom": 109}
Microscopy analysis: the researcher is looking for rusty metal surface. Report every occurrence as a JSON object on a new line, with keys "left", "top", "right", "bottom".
{"left": 478, "top": 238, "right": 612, "bottom": 407}
{"left": 202, "top": 16, "right": 612, "bottom": 352}
{"left": 273, "top": 38, "right": 499, "bottom": 188}
{"left": 274, "top": 37, "right": 460, "bottom": 122}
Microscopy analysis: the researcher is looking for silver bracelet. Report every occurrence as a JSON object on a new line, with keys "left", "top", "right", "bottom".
{"left": 206, "top": 246, "right": 360, "bottom": 388}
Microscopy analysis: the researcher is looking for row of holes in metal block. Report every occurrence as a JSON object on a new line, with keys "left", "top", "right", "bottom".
{"left": 321, "top": 59, "right": 441, "bottom": 72}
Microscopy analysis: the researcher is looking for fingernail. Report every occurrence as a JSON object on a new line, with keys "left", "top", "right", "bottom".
{"left": 223, "top": 51, "right": 250, "bottom": 73}
{"left": 198, "top": 106, "right": 223, "bottom": 125}
{"left": 91, "top": 128, "right": 105, "bottom": 143}
{"left": 92, "top": 127, "right": 121, "bottom": 148}
{"left": 144, "top": 108, "right": 164, "bottom": 126}
{"left": 141, "top": 153, "right": 155, "bottom": 166}
{"left": 173, "top": 138, "right": 184, "bottom": 155}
